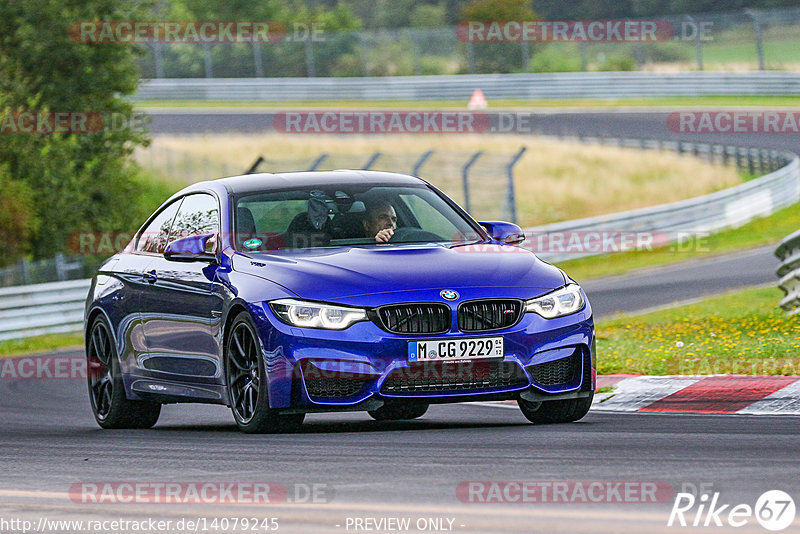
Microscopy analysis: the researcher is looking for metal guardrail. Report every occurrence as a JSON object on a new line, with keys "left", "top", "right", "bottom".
{"left": 526, "top": 140, "right": 800, "bottom": 263}
{"left": 0, "top": 280, "right": 90, "bottom": 341}
{"left": 776, "top": 230, "right": 800, "bottom": 315}
{"left": 135, "top": 72, "right": 800, "bottom": 101}
{"left": 0, "top": 253, "right": 86, "bottom": 288}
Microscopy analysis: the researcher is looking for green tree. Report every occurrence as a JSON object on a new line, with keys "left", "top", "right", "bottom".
{"left": 461, "top": 0, "right": 538, "bottom": 73}
{"left": 0, "top": 0, "right": 150, "bottom": 263}
{"left": 410, "top": 4, "right": 447, "bottom": 27}
{"left": 0, "top": 169, "right": 38, "bottom": 267}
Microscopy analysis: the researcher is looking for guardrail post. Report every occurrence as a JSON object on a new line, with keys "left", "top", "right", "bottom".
{"left": 308, "top": 154, "right": 329, "bottom": 171}
{"left": 461, "top": 151, "right": 483, "bottom": 214}
{"left": 152, "top": 43, "right": 165, "bottom": 78}
{"left": 55, "top": 253, "right": 66, "bottom": 282}
{"left": 466, "top": 41, "right": 476, "bottom": 74}
{"left": 363, "top": 152, "right": 381, "bottom": 170}
{"left": 252, "top": 42, "right": 264, "bottom": 77}
{"left": 304, "top": 38, "right": 316, "bottom": 78}
{"left": 19, "top": 258, "right": 29, "bottom": 286}
{"left": 203, "top": 43, "right": 213, "bottom": 78}
{"left": 521, "top": 41, "right": 530, "bottom": 72}
{"left": 686, "top": 15, "right": 704, "bottom": 71}
{"left": 744, "top": 9, "right": 766, "bottom": 71}
{"left": 504, "top": 147, "right": 526, "bottom": 224}
{"left": 412, "top": 150, "right": 434, "bottom": 176}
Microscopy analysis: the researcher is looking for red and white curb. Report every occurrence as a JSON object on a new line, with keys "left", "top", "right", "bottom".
{"left": 593, "top": 375, "right": 800, "bottom": 415}
{"left": 480, "top": 375, "right": 800, "bottom": 415}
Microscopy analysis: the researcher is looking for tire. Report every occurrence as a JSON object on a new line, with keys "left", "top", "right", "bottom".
{"left": 225, "top": 311, "right": 304, "bottom": 434}
{"left": 368, "top": 403, "right": 429, "bottom": 421}
{"left": 518, "top": 393, "right": 593, "bottom": 425}
{"left": 86, "top": 316, "right": 161, "bottom": 429}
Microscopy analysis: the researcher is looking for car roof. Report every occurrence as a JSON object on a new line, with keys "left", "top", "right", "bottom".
{"left": 178, "top": 169, "right": 426, "bottom": 197}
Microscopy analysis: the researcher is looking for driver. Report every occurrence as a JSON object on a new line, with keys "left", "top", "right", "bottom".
{"left": 362, "top": 199, "right": 397, "bottom": 243}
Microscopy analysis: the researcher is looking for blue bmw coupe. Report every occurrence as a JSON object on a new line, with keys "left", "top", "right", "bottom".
{"left": 85, "top": 170, "right": 595, "bottom": 433}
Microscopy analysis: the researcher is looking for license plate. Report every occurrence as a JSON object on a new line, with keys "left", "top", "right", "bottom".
{"left": 408, "top": 337, "right": 503, "bottom": 362}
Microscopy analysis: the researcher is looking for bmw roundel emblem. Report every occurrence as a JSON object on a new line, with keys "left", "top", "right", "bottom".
{"left": 440, "top": 289, "right": 459, "bottom": 301}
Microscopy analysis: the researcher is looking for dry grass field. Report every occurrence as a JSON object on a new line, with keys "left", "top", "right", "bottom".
{"left": 137, "top": 134, "right": 742, "bottom": 226}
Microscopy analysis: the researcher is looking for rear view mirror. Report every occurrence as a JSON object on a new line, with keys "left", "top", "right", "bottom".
{"left": 479, "top": 221, "right": 526, "bottom": 245}
{"left": 164, "top": 233, "right": 219, "bottom": 263}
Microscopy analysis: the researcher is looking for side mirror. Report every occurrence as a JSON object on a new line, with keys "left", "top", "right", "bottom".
{"left": 479, "top": 221, "right": 526, "bottom": 245}
{"left": 164, "top": 233, "right": 218, "bottom": 263}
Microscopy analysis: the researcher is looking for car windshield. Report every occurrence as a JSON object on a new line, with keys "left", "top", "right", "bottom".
{"left": 234, "top": 183, "right": 482, "bottom": 251}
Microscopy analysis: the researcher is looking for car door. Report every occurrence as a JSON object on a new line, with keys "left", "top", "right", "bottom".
{"left": 115, "top": 198, "right": 183, "bottom": 377}
{"left": 139, "top": 193, "right": 225, "bottom": 382}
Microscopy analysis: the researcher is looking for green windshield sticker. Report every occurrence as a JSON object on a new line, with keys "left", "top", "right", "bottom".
{"left": 243, "top": 238, "right": 262, "bottom": 249}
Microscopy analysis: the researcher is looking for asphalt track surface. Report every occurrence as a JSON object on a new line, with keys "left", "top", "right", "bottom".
{"left": 581, "top": 244, "right": 778, "bottom": 318}
{"left": 1, "top": 372, "right": 799, "bottom": 533}
{"left": 1, "top": 111, "right": 797, "bottom": 533}
{"left": 144, "top": 108, "right": 800, "bottom": 155}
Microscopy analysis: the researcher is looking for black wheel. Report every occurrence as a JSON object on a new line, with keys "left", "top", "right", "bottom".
{"left": 225, "top": 312, "right": 304, "bottom": 434}
{"left": 86, "top": 316, "right": 160, "bottom": 429}
{"left": 518, "top": 393, "right": 593, "bottom": 424}
{"left": 368, "top": 402, "right": 428, "bottom": 421}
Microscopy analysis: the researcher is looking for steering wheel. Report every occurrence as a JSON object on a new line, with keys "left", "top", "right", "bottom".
{"left": 388, "top": 227, "right": 444, "bottom": 243}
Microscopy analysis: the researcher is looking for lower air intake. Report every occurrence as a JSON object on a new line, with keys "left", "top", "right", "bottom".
{"left": 381, "top": 360, "right": 528, "bottom": 394}
{"left": 527, "top": 351, "right": 581, "bottom": 386}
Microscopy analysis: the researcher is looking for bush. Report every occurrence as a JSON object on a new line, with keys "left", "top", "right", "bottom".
{"left": 644, "top": 42, "right": 693, "bottom": 63}
{"left": 596, "top": 54, "right": 638, "bottom": 71}
{"left": 529, "top": 47, "right": 583, "bottom": 73}
{"left": 0, "top": 170, "right": 38, "bottom": 267}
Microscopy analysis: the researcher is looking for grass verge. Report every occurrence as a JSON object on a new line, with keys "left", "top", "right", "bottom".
{"left": 0, "top": 333, "right": 83, "bottom": 359}
{"left": 136, "top": 95, "right": 800, "bottom": 109}
{"left": 558, "top": 200, "right": 800, "bottom": 281}
{"left": 596, "top": 286, "right": 800, "bottom": 376}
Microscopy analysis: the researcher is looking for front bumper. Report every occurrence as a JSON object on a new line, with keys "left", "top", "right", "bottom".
{"left": 248, "top": 300, "right": 596, "bottom": 411}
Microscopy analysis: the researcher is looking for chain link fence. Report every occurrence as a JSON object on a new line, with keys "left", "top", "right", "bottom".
{"left": 134, "top": 7, "right": 800, "bottom": 80}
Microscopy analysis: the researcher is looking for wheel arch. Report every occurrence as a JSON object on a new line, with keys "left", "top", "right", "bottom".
{"left": 85, "top": 306, "right": 119, "bottom": 354}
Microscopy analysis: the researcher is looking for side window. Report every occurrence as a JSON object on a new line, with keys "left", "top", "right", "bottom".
{"left": 135, "top": 200, "right": 182, "bottom": 254}
{"left": 168, "top": 194, "right": 220, "bottom": 245}
{"left": 400, "top": 194, "right": 460, "bottom": 238}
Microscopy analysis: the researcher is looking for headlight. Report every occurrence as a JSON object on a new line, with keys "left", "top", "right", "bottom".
{"left": 269, "top": 299, "right": 367, "bottom": 330}
{"left": 525, "top": 284, "right": 584, "bottom": 319}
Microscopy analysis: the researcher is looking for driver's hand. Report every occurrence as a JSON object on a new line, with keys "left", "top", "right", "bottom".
{"left": 375, "top": 228, "right": 394, "bottom": 243}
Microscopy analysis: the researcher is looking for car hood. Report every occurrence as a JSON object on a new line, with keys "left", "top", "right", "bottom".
{"left": 232, "top": 243, "right": 567, "bottom": 303}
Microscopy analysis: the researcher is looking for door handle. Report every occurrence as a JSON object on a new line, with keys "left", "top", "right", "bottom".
{"left": 143, "top": 270, "right": 158, "bottom": 284}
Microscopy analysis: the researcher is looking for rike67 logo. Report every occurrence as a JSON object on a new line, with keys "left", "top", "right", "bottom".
{"left": 668, "top": 489, "right": 795, "bottom": 531}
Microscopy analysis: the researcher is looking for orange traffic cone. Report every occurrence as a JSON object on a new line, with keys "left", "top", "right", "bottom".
{"left": 467, "top": 89, "right": 487, "bottom": 109}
